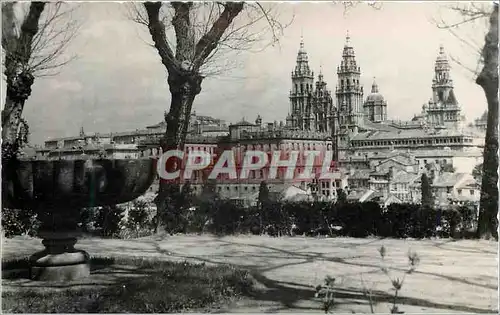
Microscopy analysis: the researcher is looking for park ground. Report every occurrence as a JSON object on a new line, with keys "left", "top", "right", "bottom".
{"left": 2, "top": 235, "right": 498, "bottom": 313}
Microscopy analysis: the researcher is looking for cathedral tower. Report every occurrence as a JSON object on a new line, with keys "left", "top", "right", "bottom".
{"left": 422, "top": 45, "right": 462, "bottom": 128}
{"left": 335, "top": 32, "right": 364, "bottom": 134}
{"left": 289, "top": 38, "right": 314, "bottom": 130}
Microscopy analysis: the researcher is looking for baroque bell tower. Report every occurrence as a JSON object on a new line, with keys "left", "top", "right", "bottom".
{"left": 289, "top": 37, "right": 314, "bottom": 130}
{"left": 422, "top": 45, "right": 462, "bottom": 128}
{"left": 335, "top": 32, "right": 364, "bottom": 136}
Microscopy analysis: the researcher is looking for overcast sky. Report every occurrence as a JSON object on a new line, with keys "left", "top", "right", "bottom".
{"left": 1, "top": 2, "right": 490, "bottom": 145}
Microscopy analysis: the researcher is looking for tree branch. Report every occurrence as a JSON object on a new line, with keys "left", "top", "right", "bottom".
{"left": 192, "top": 2, "right": 244, "bottom": 70}
{"left": 17, "top": 2, "right": 47, "bottom": 65}
{"left": 144, "top": 2, "right": 179, "bottom": 74}
{"left": 171, "top": 2, "right": 195, "bottom": 64}
{"left": 1, "top": 2, "right": 18, "bottom": 52}
{"left": 476, "top": 3, "right": 498, "bottom": 88}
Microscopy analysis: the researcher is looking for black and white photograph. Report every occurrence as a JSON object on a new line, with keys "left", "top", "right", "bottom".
{"left": 1, "top": 1, "right": 498, "bottom": 313}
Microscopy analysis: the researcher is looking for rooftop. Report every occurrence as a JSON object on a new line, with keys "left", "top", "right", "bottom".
{"left": 433, "top": 172, "right": 468, "bottom": 188}
{"left": 351, "top": 127, "right": 481, "bottom": 141}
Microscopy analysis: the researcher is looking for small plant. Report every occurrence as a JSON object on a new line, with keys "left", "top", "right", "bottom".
{"left": 314, "top": 276, "right": 336, "bottom": 313}
{"left": 378, "top": 245, "right": 420, "bottom": 314}
{"left": 318, "top": 246, "right": 420, "bottom": 314}
{"left": 360, "top": 273, "right": 376, "bottom": 313}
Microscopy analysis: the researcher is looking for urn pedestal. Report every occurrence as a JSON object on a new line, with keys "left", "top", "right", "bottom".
{"left": 3, "top": 158, "right": 157, "bottom": 282}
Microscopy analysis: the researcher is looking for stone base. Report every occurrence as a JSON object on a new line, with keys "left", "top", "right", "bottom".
{"left": 31, "top": 261, "right": 90, "bottom": 282}
{"left": 29, "top": 241, "right": 91, "bottom": 281}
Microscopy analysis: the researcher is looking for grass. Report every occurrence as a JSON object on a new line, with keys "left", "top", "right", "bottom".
{"left": 2, "top": 256, "right": 254, "bottom": 313}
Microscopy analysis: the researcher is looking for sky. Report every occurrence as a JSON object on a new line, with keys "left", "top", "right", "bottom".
{"left": 1, "top": 1, "right": 490, "bottom": 145}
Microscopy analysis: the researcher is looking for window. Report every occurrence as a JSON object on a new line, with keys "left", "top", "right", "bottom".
{"left": 457, "top": 189, "right": 462, "bottom": 195}
{"left": 470, "top": 190, "right": 474, "bottom": 196}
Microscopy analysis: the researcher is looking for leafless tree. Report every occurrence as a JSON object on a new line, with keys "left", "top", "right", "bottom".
{"left": 435, "top": 3, "right": 498, "bottom": 240}
{"left": 129, "top": 2, "right": 292, "bottom": 155}
{"left": 129, "top": 2, "right": 293, "bottom": 231}
{"left": 131, "top": 1, "right": 383, "bottom": 232}
{"left": 2, "top": 2, "right": 80, "bottom": 164}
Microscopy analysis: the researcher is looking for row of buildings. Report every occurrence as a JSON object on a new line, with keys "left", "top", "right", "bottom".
{"left": 31, "top": 34, "right": 487, "bottom": 208}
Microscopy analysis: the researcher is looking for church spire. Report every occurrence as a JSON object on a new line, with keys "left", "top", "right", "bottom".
{"left": 336, "top": 31, "right": 364, "bottom": 133}
{"left": 294, "top": 37, "right": 311, "bottom": 76}
{"left": 342, "top": 30, "right": 356, "bottom": 60}
{"left": 371, "top": 77, "right": 379, "bottom": 93}
{"left": 290, "top": 37, "right": 314, "bottom": 131}
{"left": 79, "top": 126, "right": 85, "bottom": 137}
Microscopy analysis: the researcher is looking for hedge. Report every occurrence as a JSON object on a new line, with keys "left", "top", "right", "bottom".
{"left": 1, "top": 200, "right": 477, "bottom": 240}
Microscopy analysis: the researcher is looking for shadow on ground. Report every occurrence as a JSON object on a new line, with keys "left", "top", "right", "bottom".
{"left": 147, "top": 237, "right": 497, "bottom": 313}
{"left": 2, "top": 236, "right": 497, "bottom": 313}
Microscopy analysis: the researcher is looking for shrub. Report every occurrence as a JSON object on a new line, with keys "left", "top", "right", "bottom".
{"left": 96, "top": 205, "right": 126, "bottom": 237}
{"left": 122, "top": 199, "right": 155, "bottom": 238}
{"left": 80, "top": 207, "right": 101, "bottom": 233}
{"left": 1, "top": 208, "right": 40, "bottom": 238}
{"left": 210, "top": 200, "right": 246, "bottom": 235}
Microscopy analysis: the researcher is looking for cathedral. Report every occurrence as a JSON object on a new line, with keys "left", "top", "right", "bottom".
{"left": 284, "top": 32, "right": 482, "bottom": 157}
{"left": 37, "top": 32, "right": 485, "bottom": 204}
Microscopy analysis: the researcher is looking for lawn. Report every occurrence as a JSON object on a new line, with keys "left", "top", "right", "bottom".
{"left": 2, "top": 256, "right": 253, "bottom": 313}
{"left": 2, "top": 235, "right": 498, "bottom": 313}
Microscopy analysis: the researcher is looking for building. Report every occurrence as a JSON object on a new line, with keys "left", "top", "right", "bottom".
{"left": 284, "top": 33, "right": 484, "bottom": 165}
{"left": 35, "top": 32, "right": 486, "bottom": 207}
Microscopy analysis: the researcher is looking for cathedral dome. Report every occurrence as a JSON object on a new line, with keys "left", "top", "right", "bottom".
{"left": 366, "top": 80, "right": 385, "bottom": 103}
{"left": 366, "top": 92, "right": 385, "bottom": 102}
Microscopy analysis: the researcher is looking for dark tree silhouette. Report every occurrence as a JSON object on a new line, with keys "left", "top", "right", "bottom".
{"left": 475, "top": 4, "right": 498, "bottom": 240}
{"left": 336, "top": 188, "right": 347, "bottom": 205}
{"left": 258, "top": 181, "right": 270, "bottom": 206}
{"left": 421, "top": 173, "right": 434, "bottom": 208}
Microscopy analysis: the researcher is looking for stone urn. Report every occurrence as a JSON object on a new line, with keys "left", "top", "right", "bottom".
{"left": 2, "top": 158, "right": 157, "bottom": 281}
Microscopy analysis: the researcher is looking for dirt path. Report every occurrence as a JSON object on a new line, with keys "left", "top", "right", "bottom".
{"left": 2, "top": 235, "right": 498, "bottom": 313}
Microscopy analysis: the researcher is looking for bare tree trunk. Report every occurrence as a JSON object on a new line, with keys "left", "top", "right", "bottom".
{"left": 142, "top": 1, "right": 245, "bottom": 234}
{"left": 2, "top": 2, "right": 46, "bottom": 162}
{"left": 2, "top": 2, "right": 46, "bottom": 206}
{"left": 154, "top": 74, "right": 203, "bottom": 234}
{"left": 476, "top": 3, "right": 498, "bottom": 240}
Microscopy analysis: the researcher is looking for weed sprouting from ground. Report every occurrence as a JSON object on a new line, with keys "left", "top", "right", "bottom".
{"left": 315, "top": 275, "right": 336, "bottom": 313}
{"left": 315, "top": 246, "right": 420, "bottom": 314}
